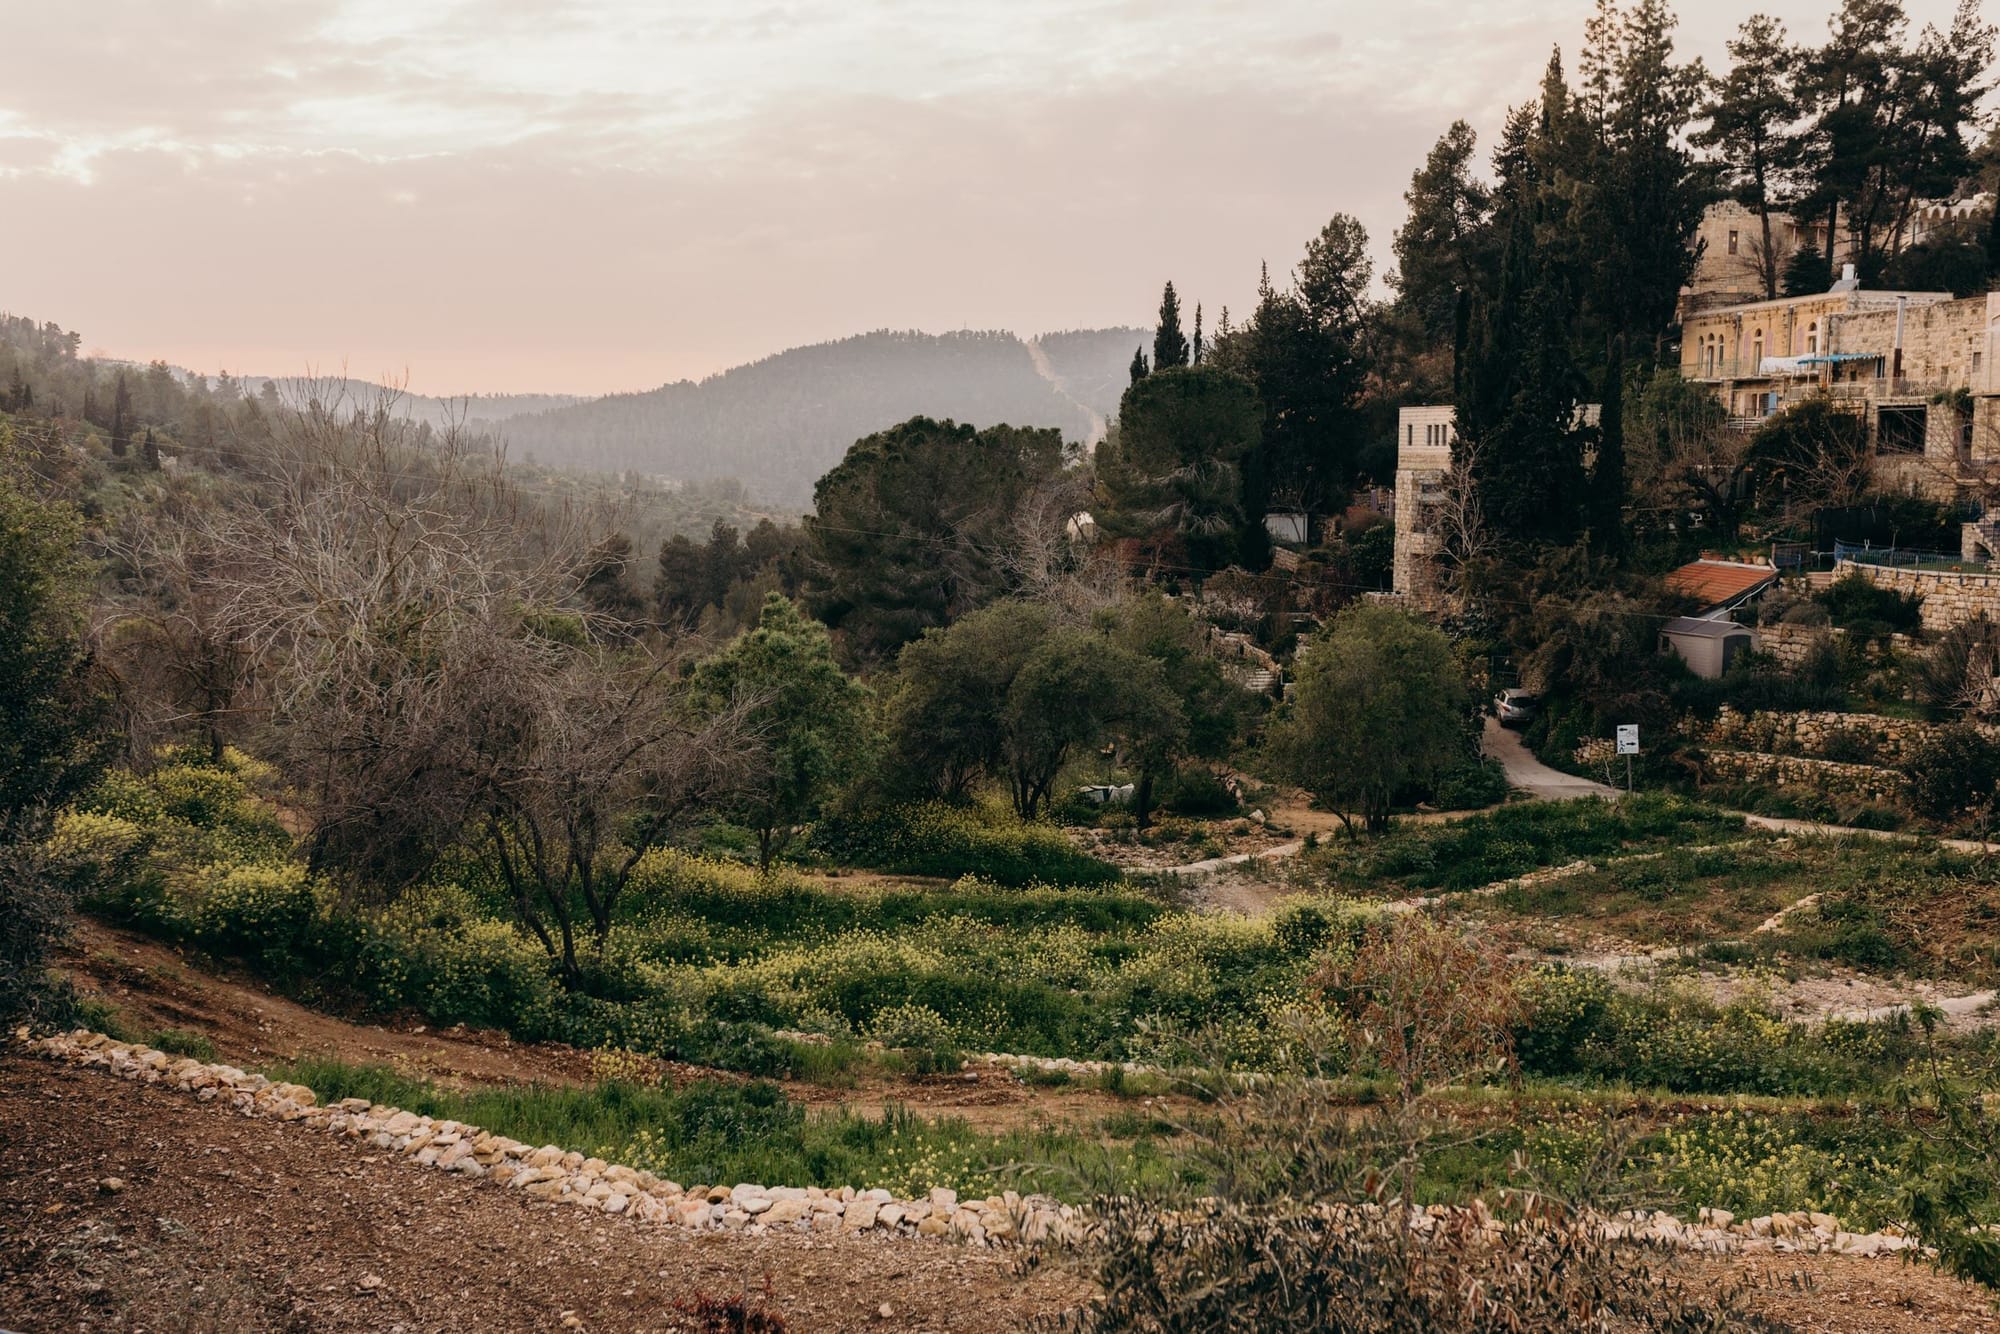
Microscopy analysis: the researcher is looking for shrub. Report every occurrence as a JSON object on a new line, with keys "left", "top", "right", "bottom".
{"left": 1905, "top": 725, "right": 2000, "bottom": 822}
{"left": 0, "top": 842, "right": 99, "bottom": 1027}
{"left": 1051, "top": 1196, "right": 1757, "bottom": 1333}
{"left": 1429, "top": 758, "right": 1508, "bottom": 811}
{"left": 809, "top": 802, "right": 1121, "bottom": 886}
{"left": 1818, "top": 572, "right": 1922, "bottom": 636}
{"left": 1161, "top": 768, "right": 1239, "bottom": 818}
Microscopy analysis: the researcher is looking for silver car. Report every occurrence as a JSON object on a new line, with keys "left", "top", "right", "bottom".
{"left": 1494, "top": 688, "right": 1539, "bottom": 727}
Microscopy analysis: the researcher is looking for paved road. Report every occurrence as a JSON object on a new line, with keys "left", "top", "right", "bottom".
{"left": 1480, "top": 717, "right": 1622, "bottom": 801}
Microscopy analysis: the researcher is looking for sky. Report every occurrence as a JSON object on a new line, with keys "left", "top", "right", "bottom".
{"left": 0, "top": 0, "right": 1982, "bottom": 395}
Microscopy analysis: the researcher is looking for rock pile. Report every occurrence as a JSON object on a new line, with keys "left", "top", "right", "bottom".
{"left": 18, "top": 1029, "right": 1078, "bottom": 1247}
{"left": 14, "top": 1028, "right": 1947, "bottom": 1263}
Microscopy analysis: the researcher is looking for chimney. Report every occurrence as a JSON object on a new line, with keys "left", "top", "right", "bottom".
{"left": 1842, "top": 263, "right": 1857, "bottom": 283}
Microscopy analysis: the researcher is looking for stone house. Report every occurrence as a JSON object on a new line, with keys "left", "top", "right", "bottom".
{"left": 1678, "top": 195, "right": 1995, "bottom": 319}
{"left": 1389, "top": 403, "right": 1601, "bottom": 603}
{"left": 1680, "top": 283, "right": 2000, "bottom": 502}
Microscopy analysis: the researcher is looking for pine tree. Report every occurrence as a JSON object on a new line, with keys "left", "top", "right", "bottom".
{"left": 1153, "top": 282, "right": 1190, "bottom": 370}
{"left": 1392, "top": 120, "right": 1495, "bottom": 339}
{"left": 1129, "top": 348, "right": 1150, "bottom": 384}
{"left": 1696, "top": 15, "right": 1801, "bottom": 300}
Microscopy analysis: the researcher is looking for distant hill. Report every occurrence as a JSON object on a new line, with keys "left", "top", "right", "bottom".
{"left": 492, "top": 328, "right": 1147, "bottom": 509}
{"left": 253, "top": 379, "right": 589, "bottom": 428}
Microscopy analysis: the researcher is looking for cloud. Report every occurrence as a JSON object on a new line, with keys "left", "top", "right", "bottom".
{"left": 0, "top": 0, "right": 1983, "bottom": 392}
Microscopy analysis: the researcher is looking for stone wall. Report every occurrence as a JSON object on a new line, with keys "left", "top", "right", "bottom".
{"left": 1754, "top": 623, "right": 1833, "bottom": 668}
{"left": 23, "top": 1029, "right": 1075, "bottom": 1247}
{"left": 1703, "top": 705, "right": 1941, "bottom": 766}
{"left": 1703, "top": 749, "right": 1909, "bottom": 803}
{"left": 1831, "top": 560, "right": 2000, "bottom": 633}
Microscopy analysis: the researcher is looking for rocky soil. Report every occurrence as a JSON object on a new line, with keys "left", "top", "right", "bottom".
{"left": 0, "top": 1053, "right": 1089, "bottom": 1332}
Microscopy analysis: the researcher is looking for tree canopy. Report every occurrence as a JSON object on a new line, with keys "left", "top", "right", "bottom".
{"left": 1266, "top": 604, "right": 1469, "bottom": 835}
{"left": 804, "top": 416, "right": 1075, "bottom": 661}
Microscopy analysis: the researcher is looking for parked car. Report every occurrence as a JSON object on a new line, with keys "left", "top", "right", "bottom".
{"left": 1494, "top": 688, "right": 1539, "bottom": 728}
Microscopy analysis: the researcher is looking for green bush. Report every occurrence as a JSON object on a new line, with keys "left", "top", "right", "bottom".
{"left": 1429, "top": 758, "right": 1508, "bottom": 811}
{"left": 1818, "top": 572, "right": 1922, "bottom": 636}
{"left": 809, "top": 802, "right": 1121, "bottom": 886}
{"left": 1514, "top": 966, "right": 1910, "bottom": 1096}
{"left": 1905, "top": 724, "right": 2000, "bottom": 822}
{"left": 1161, "top": 769, "right": 1239, "bottom": 818}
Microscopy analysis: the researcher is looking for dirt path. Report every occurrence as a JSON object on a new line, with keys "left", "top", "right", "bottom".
{"left": 0, "top": 1054, "right": 1086, "bottom": 1332}
{"left": 1739, "top": 813, "right": 2000, "bottom": 856}
{"left": 1481, "top": 718, "right": 1624, "bottom": 800}
{"left": 63, "top": 919, "right": 602, "bottom": 1088}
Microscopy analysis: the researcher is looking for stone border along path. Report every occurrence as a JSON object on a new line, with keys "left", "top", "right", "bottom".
{"left": 16, "top": 1026, "right": 1967, "bottom": 1265}
{"left": 15, "top": 1028, "right": 1078, "bottom": 1248}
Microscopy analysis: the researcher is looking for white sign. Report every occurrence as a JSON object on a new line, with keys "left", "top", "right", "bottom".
{"left": 1616, "top": 725, "right": 1640, "bottom": 756}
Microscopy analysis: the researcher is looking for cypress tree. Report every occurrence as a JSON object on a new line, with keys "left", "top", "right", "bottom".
{"left": 1589, "top": 338, "right": 1626, "bottom": 557}
{"left": 1192, "top": 304, "right": 1205, "bottom": 366}
{"left": 109, "top": 374, "right": 131, "bottom": 458}
{"left": 1153, "top": 282, "right": 1190, "bottom": 370}
{"left": 141, "top": 427, "right": 160, "bottom": 471}
{"left": 1129, "top": 348, "right": 1150, "bottom": 384}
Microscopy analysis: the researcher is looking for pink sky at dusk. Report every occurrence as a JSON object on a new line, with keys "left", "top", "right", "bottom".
{"left": 0, "top": 0, "right": 1981, "bottom": 395}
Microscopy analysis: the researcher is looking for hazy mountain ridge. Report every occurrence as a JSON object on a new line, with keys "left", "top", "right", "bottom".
{"left": 495, "top": 327, "right": 1147, "bottom": 508}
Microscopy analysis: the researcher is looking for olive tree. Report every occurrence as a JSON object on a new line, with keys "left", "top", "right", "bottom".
{"left": 693, "top": 594, "right": 871, "bottom": 869}
{"left": 1266, "top": 603, "right": 1468, "bottom": 835}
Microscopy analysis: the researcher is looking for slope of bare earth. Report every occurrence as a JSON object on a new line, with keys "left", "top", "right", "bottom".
{"left": 0, "top": 1055, "right": 1089, "bottom": 1332}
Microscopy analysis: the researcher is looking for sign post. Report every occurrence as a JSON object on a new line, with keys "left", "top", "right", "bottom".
{"left": 1615, "top": 725, "right": 1639, "bottom": 793}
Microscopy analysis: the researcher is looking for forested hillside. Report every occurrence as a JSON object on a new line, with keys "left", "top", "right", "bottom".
{"left": 495, "top": 328, "right": 1145, "bottom": 507}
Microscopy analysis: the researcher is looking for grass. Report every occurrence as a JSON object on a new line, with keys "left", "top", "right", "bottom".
{"left": 1430, "top": 818, "right": 2000, "bottom": 985}
{"left": 265, "top": 1056, "right": 1197, "bottom": 1202}
{"left": 1307, "top": 795, "right": 1749, "bottom": 897}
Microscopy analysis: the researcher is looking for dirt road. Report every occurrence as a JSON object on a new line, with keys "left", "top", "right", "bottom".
{"left": 1480, "top": 717, "right": 1623, "bottom": 800}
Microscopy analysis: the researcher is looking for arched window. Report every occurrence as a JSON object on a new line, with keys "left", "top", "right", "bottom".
{"left": 1752, "top": 330, "right": 1764, "bottom": 369}
{"left": 1806, "top": 322, "right": 1819, "bottom": 356}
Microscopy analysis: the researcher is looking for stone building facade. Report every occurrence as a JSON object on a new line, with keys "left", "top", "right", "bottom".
{"left": 1390, "top": 405, "right": 1457, "bottom": 603}
{"left": 1678, "top": 195, "right": 1995, "bottom": 319}
{"left": 1389, "top": 403, "right": 1601, "bottom": 604}
{"left": 1680, "top": 288, "right": 2000, "bottom": 500}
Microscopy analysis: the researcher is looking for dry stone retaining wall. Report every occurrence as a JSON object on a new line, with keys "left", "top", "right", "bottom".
{"left": 18, "top": 1028, "right": 1074, "bottom": 1247}
{"left": 16, "top": 1027, "right": 1948, "bottom": 1263}
{"left": 1703, "top": 750, "right": 1909, "bottom": 803}
{"left": 1703, "top": 705, "right": 1941, "bottom": 766}
{"left": 1834, "top": 559, "right": 2000, "bottom": 633}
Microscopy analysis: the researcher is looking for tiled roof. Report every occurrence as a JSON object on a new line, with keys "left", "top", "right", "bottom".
{"left": 1664, "top": 559, "right": 1778, "bottom": 613}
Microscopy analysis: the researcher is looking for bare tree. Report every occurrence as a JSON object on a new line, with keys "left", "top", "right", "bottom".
{"left": 97, "top": 494, "right": 260, "bottom": 764}
{"left": 471, "top": 648, "right": 753, "bottom": 987}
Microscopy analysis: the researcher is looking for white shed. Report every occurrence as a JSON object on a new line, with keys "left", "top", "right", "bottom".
{"left": 1660, "top": 617, "right": 1755, "bottom": 680}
